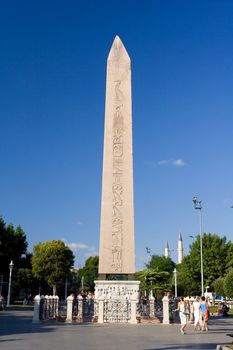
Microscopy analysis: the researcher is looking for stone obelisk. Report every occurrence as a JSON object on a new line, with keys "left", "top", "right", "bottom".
{"left": 94, "top": 36, "right": 139, "bottom": 324}
{"left": 98, "top": 35, "right": 135, "bottom": 275}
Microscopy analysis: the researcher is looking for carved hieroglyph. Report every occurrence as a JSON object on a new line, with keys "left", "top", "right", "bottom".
{"left": 98, "top": 36, "right": 135, "bottom": 274}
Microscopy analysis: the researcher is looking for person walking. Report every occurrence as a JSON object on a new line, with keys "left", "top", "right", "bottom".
{"left": 176, "top": 297, "right": 188, "bottom": 335}
{"left": 0, "top": 293, "right": 5, "bottom": 311}
{"left": 200, "top": 296, "right": 209, "bottom": 331}
{"left": 193, "top": 296, "right": 201, "bottom": 330}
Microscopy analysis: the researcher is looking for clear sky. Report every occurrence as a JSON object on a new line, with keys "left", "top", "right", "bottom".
{"left": 1, "top": 0, "right": 233, "bottom": 270}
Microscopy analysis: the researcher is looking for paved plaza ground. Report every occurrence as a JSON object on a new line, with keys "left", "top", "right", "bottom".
{"left": 0, "top": 308, "right": 232, "bottom": 350}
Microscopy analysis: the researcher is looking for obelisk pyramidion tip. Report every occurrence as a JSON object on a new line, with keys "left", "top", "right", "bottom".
{"left": 108, "top": 35, "right": 130, "bottom": 62}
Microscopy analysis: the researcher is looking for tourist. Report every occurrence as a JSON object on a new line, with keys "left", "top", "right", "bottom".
{"left": 189, "top": 300, "right": 194, "bottom": 323}
{"left": 193, "top": 296, "right": 201, "bottom": 330}
{"left": 0, "top": 293, "right": 5, "bottom": 311}
{"left": 200, "top": 296, "right": 209, "bottom": 331}
{"left": 175, "top": 297, "right": 188, "bottom": 335}
{"left": 218, "top": 302, "right": 229, "bottom": 317}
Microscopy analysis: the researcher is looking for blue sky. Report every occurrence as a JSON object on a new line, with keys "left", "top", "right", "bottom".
{"left": 1, "top": 0, "right": 233, "bottom": 270}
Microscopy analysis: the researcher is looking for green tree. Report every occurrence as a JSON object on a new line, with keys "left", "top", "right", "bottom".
{"left": 136, "top": 255, "right": 176, "bottom": 298}
{"left": 0, "top": 217, "right": 28, "bottom": 276}
{"left": 212, "top": 277, "right": 225, "bottom": 296}
{"left": 226, "top": 244, "right": 233, "bottom": 271}
{"left": 78, "top": 256, "right": 99, "bottom": 292}
{"left": 32, "top": 240, "right": 74, "bottom": 295}
{"left": 135, "top": 269, "right": 170, "bottom": 299}
{"left": 179, "top": 233, "right": 231, "bottom": 294}
{"left": 12, "top": 268, "right": 34, "bottom": 299}
{"left": 0, "top": 216, "right": 29, "bottom": 299}
{"left": 176, "top": 256, "right": 200, "bottom": 295}
{"left": 224, "top": 269, "right": 233, "bottom": 298}
{"left": 146, "top": 255, "right": 176, "bottom": 275}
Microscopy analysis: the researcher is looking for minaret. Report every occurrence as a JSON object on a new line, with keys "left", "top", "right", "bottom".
{"left": 165, "top": 240, "right": 170, "bottom": 258}
{"left": 178, "top": 233, "right": 183, "bottom": 264}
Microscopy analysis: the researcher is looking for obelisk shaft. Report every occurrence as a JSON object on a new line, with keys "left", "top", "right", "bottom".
{"left": 98, "top": 36, "right": 135, "bottom": 274}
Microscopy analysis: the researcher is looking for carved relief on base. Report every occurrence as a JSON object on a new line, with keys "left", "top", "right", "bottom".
{"left": 94, "top": 281, "right": 140, "bottom": 324}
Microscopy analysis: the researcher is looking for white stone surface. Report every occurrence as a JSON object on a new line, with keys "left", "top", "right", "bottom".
{"left": 98, "top": 36, "right": 135, "bottom": 274}
{"left": 66, "top": 294, "right": 74, "bottom": 323}
{"left": 32, "top": 295, "right": 41, "bottom": 323}
{"left": 162, "top": 295, "right": 170, "bottom": 324}
{"left": 94, "top": 280, "right": 140, "bottom": 324}
{"left": 178, "top": 233, "right": 183, "bottom": 264}
{"left": 165, "top": 240, "right": 169, "bottom": 258}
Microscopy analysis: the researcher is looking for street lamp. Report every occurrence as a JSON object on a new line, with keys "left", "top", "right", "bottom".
{"left": 189, "top": 235, "right": 196, "bottom": 240}
{"left": 173, "top": 268, "right": 177, "bottom": 298}
{"left": 81, "top": 276, "right": 84, "bottom": 294}
{"left": 7, "top": 260, "right": 14, "bottom": 307}
{"left": 192, "top": 196, "right": 204, "bottom": 296}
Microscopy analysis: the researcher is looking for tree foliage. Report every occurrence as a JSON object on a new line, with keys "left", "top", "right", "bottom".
{"left": 0, "top": 216, "right": 29, "bottom": 299}
{"left": 0, "top": 217, "right": 28, "bottom": 277}
{"left": 136, "top": 255, "right": 175, "bottom": 299}
{"left": 146, "top": 255, "right": 176, "bottom": 275}
{"left": 32, "top": 240, "right": 74, "bottom": 294}
{"left": 212, "top": 277, "right": 225, "bottom": 296}
{"left": 135, "top": 268, "right": 170, "bottom": 298}
{"left": 224, "top": 269, "right": 233, "bottom": 298}
{"left": 178, "top": 233, "right": 232, "bottom": 295}
{"left": 78, "top": 256, "right": 99, "bottom": 292}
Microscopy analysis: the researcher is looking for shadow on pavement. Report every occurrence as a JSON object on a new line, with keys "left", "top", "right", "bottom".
{"left": 0, "top": 309, "right": 58, "bottom": 337}
{"left": 0, "top": 339, "right": 24, "bottom": 342}
{"left": 145, "top": 343, "right": 219, "bottom": 350}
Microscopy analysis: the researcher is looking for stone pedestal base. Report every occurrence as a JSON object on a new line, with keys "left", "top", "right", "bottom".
{"left": 94, "top": 280, "right": 140, "bottom": 324}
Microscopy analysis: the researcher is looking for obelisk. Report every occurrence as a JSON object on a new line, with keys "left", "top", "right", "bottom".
{"left": 95, "top": 36, "right": 139, "bottom": 324}
{"left": 98, "top": 36, "right": 135, "bottom": 275}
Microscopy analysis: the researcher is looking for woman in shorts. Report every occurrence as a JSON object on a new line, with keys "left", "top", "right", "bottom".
{"left": 176, "top": 297, "right": 188, "bottom": 335}
{"left": 200, "top": 296, "right": 209, "bottom": 331}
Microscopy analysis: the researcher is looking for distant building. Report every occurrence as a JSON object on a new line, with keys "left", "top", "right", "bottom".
{"left": 165, "top": 240, "right": 170, "bottom": 258}
{"left": 178, "top": 233, "right": 184, "bottom": 264}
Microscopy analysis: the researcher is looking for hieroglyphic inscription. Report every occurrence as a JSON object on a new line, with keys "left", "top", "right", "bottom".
{"left": 112, "top": 81, "right": 124, "bottom": 271}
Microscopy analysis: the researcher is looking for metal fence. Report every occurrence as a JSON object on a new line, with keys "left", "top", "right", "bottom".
{"left": 36, "top": 295, "right": 179, "bottom": 324}
{"left": 39, "top": 296, "right": 59, "bottom": 321}
{"left": 103, "top": 300, "right": 131, "bottom": 323}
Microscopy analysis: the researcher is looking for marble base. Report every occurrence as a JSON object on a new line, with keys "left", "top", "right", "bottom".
{"left": 94, "top": 280, "right": 140, "bottom": 323}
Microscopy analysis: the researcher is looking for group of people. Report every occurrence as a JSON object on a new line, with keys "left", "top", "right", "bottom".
{"left": 217, "top": 302, "right": 229, "bottom": 317}
{"left": 176, "top": 296, "right": 210, "bottom": 335}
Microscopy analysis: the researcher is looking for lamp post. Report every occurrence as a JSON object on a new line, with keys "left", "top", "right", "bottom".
{"left": 173, "top": 268, "right": 177, "bottom": 298}
{"left": 192, "top": 196, "right": 204, "bottom": 296}
{"left": 7, "top": 260, "right": 14, "bottom": 307}
{"left": 81, "top": 276, "right": 84, "bottom": 294}
{"left": 189, "top": 235, "right": 196, "bottom": 241}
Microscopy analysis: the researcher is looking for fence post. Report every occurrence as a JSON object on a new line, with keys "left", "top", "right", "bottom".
{"left": 32, "top": 295, "right": 41, "bottom": 323}
{"left": 129, "top": 300, "right": 137, "bottom": 324}
{"left": 162, "top": 294, "right": 170, "bottom": 324}
{"left": 98, "top": 298, "right": 104, "bottom": 323}
{"left": 77, "top": 294, "right": 83, "bottom": 323}
{"left": 149, "top": 295, "right": 155, "bottom": 319}
{"left": 54, "top": 295, "right": 59, "bottom": 318}
{"left": 44, "top": 295, "right": 49, "bottom": 320}
{"left": 66, "top": 294, "right": 74, "bottom": 323}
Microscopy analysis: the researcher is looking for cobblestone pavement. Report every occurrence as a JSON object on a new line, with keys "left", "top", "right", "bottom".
{"left": 0, "top": 309, "right": 232, "bottom": 350}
